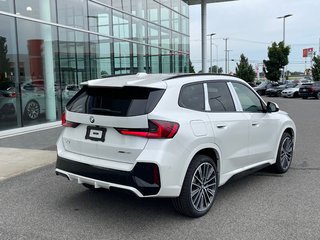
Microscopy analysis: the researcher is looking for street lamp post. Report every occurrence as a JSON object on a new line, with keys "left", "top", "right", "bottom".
{"left": 277, "top": 14, "right": 292, "bottom": 80}
{"left": 208, "top": 33, "right": 216, "bottom": 73}
{"left": 277, "top": 14, "right": 292, "bottom": 45}
{"left": 212, "top": 43, "right": 219, "bottom": 73}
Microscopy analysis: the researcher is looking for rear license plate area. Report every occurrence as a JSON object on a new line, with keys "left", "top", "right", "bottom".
{"left": 85, "top": 126, "right": 106, "bottom": 142}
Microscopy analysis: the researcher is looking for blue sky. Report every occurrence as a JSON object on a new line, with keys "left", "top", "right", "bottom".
{"left": 189, "top": 0, "right": 320, "bottom": 73}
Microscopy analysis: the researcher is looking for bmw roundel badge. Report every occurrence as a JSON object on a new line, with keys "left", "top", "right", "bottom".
{"left": 89, "top": 116, "right": 95, "bottom": 123}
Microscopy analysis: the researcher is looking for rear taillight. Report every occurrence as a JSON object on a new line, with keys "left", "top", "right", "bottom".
{"left": 61, "top": 111, "right": 79, "bottom": 128}
{"left": 310, "top": 86, "right": 317, "bottom": 92}
{"left": 8, "top": 92, "right": 16, "bottom": 98}
{"left": 117, "top": 120, "right": 179, "bottom": 139}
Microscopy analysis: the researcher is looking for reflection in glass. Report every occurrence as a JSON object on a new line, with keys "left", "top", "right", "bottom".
{"left": 90, "top": 35, "right": 113, "bottom": 78}
{"left": 0, "top": 0, "right": 14, "bottom": 13}
{"left": 162, "top": 49, "right": 171, "bottom": 73}
{"left": 148, "top": 0, "right": 160, "bottom": 24}
{"left": 58, "top": 28, "right": 90, "bottom": 108}
{"left": 17, "top": 19, "right": 59, "bottom": 126}
{"left": 88, "top": 1, "right": 112, "bottom": 35}
{"left": 0, "top": 15, "right": 18, "bottom": 130}
{"left": 112, "top": 0, "right": 131, "bottom": 13}
{"left": 133, "top": 44, "right": 146, "bottom": 73}
{"left": 160, "top": 5, "right": 171, "bottom": 28}
{"left": 15, "top": 0, "right": 56, "bottom": 22}
{"left": 57, "top": 0, "right": 88, "bottom": 29}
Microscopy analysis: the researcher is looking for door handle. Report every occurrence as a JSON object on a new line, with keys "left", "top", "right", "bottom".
{"left": 216, "top": 124, "right": 227, "bottom": 129}
{"left": 252, "top": 122, "right": 259, "bottom": 126}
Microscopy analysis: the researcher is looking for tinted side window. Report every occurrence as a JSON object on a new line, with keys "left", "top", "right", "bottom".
{"left": 232, "top": 82, "right": 264, "bottom": 112}
{"left": 179, "top": 83, "right": 205, "bottom": 111}
{"left": 207, "top": 82, "right": 235, "bottom": 112}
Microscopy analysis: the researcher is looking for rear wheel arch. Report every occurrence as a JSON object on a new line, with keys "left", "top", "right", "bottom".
{"left": 181, "top": 147, "right": 220, "bottom": 187}
{"left": 283, "top": 127, "right": 295, "bottom": 141}
{"left": 196, "top": 148, "right": 220, "bottom": 175}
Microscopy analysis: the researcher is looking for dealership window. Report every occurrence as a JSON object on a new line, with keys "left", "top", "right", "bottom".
{"left": 181, "top": 16, "right": 189, "bottom": 35}
{"left": 161, "top": 49, "right": 171, "bottom": 73}
{"left": 58, "top": 28, "right": 90, "bottom": 108}
{"left": 0, "top": 0, "right": 14, "bottom": 13}
{"left": 132, "top": 43, "right": 147, "bottom": 73}
{"left": 160, "top": 0, "right": 172, "bottom": 8}
{"left": 181, "top": 1, "right": 189, "bottom": 17}
{"left": 160, "top": 5, "right": 171, "bottom": 28}
{"left": 0, "top": 15, "right": 18, "bottom": 130}
{"left": 112, "top": 10, "right": 131, "bottom": 39}
{"left": 15, "top": 0, "right": 56, "bottom": 23}
{"left": 148, "top": 0, "right": 160, "bottom": 24}
{"left": 57, "top": 0, "right": 88, "bottom": 30}
{"left": 131, "top": 0, "right": 147, "bottom": 19}
{"left": 88, "top": 1, "right": 112, "bottom": 35}
{"left": 172, "top": 0, "right": 181, "bottom": 12}
{"left": 89, "top": 35, "right": 113, "bottom": 79}
{"left": 16, "top": 19, "right": 59, "bottom": 125}
{"left": 112, "top": 0, "right": 131, "bottom": 13}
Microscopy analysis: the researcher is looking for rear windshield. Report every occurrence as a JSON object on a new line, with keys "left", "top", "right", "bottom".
{"left": 66, "top": 86, "right": 165, "bottom": 117}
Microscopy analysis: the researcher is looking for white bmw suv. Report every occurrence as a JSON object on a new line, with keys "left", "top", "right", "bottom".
{"left": 56, "top": 73, "right": 296, "bottom": 217}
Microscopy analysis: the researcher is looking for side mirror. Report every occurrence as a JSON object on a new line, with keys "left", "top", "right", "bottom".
{"left": 266, "top": 102, "right": 279, "bottom": 113}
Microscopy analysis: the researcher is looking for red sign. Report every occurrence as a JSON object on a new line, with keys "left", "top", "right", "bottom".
{"left": 303, "top": 48, "right": 313, "bottom": 58}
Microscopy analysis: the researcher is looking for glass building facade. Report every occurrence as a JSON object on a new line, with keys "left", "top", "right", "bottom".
{"left": 0, "top": 0, "right": 190, "bottom": 131}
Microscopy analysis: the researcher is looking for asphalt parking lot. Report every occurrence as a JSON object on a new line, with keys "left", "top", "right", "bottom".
{"left": 0, "top": 97, "right": 320, "bottom": 240}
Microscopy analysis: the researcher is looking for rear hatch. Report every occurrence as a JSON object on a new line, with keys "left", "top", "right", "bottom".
{"left": 299, "top": 83, "right": 313, "bottom": 93}
{"left": 62, "top": 85, "right": 165, "bottom": 164}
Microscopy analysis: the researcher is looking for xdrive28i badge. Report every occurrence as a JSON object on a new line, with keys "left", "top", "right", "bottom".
{"left": 89, "top": 116, "right": 95, "bottom": 123}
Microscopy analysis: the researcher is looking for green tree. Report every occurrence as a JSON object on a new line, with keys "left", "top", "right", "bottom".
{"left": 0, "top": 36, "right": 10, "bottom": 81}
{"left": 209, "top": 65, "right": 223, "bottom": 74}
{"left": 188, "top": 59, "right": 195, "bottom": 73}
{"left": 235, "top": 54, "right": 256, "bottom": 83}
{"left": 311, "top": 55, "right": 320, "bottom": 81}
{"left": 263, "top": 41, "right": 290, "bottom": 82}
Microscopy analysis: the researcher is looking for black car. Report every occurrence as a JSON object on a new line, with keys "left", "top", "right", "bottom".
{"left": 299, "top": 82, "right": 320, "bottom": 99}
{"left": 254, "top": 81, "right": 279, "bottom": 95}
{"left": 265, "top": 83, "right": 297, "bottom": 97}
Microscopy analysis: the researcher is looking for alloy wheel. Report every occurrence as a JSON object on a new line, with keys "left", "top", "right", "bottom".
{"left": 190, "top": 162, "right": 217, "bottom": 212}
{"left": 280, "top": 136, "right": 293, "bottom": 171}
{"left": 26, "top": 101, "right": 40, "bottom": 120}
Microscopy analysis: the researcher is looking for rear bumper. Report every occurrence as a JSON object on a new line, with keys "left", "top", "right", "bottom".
{"left": 299, "top": 92, "right": 315, "bottom": 98}
{"left": 0, "top": 103, "right": 15, "bottom": 115}
{"left": 56, "top": 156, "right": 160, "bottom": 196}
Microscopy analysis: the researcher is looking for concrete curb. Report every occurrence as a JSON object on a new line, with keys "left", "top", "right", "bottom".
{"left": 0, "top": 147, "right": 56, "bottom": 181}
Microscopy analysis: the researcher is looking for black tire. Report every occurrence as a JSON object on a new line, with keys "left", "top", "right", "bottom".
{"left": 316, "top": 92, "right": 320, "bottom": 99}
{"left": 277, "top": 91, "right": 281, "bottom": 97}
{"left": 24, "top": 100, "right": 40, "bottom": 120}
{"left": 272, "top": 132, "right": 294, "bottom": 173}
{"left": 302, "top": 96, "right": 307, "bottom": 99}
{"left": 293, "top": 92, "right": 299, "bottom": 98}
{"left": 172, "top": 155, "right": 218, "bottom": 218}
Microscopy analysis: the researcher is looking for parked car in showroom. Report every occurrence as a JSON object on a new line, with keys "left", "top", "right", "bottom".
{"left": 299, "top": 82, "right": 320, "bottom": 99}
{"left": 254, "top": 81, "right": 279, "bottom": 95}
{"left": 265, "top": 83, "right": 297, "bottom": 97}
{"left": 0, "top": 81, "right": 16, "bottom": 118}
{"left": 281, "top": 84, "right": 302, "bottom": 98}
{"left": 0, "top": 80, "right": 46, "bottom": 120}
{"left": 62, "top": 84, "right": 80, "bottom": 106}
{"left": 56, "top": 73, "right": 296, "bottom": 217}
